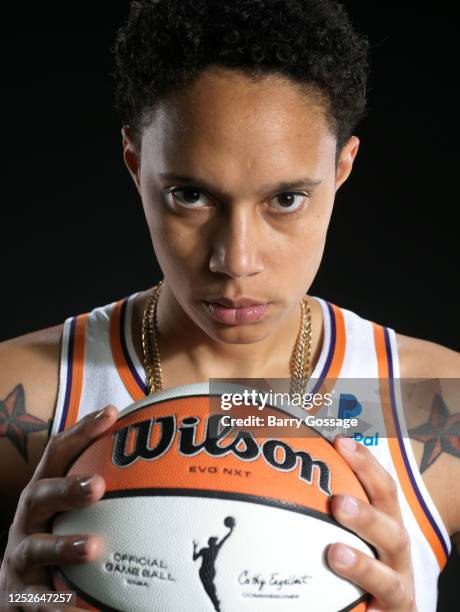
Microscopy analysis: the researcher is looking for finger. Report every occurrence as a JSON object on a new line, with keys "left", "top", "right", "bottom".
{"left": 330, "top": 494, "right": 412, "bottom": 573}
{"left": 327, "top": 543, "right": 415, "bottom": 611}
{"left": 13, "top": 533, "right": 103, "bottom": 574}
{"left": 23, "top": 474, "right": 106, "bottom": 534}
{"left": 33, "top": 405, "right": 118, "bottom": 481}
{"left": 333, "top": 436, "right": 402, "bottom": 520}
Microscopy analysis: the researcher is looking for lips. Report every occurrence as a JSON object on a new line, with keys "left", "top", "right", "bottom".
{"left": 202, "top": 299, "right": 270, "bottom": 325}
{"left": 205, "top": 297, "right": 267, "bottom": 308}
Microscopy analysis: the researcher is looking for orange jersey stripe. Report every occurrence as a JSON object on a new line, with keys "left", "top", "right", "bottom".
{"left": 328, "top": 303, "right": 347, "bottom": 379}
{"left": 351, "top": 602, "right": 368, "bottom": 612}
{"left": 372, "top": 323, "right": 447, "bottom": 569}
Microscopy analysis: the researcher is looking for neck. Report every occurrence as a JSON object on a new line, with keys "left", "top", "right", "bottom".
{"left": 132, "top": 284, "right": 324, "bottom": 386}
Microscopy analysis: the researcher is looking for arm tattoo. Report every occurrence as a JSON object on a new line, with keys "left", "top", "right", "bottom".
{"left": 0, "top": 384, "right": 48, "bottom": 462}
{"left": 408, "top": 393, "right": 460, "bottom": 473}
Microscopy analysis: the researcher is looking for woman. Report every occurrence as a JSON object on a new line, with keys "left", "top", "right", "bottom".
{"left": 1, "top": 1, "right": 459, "bottom": 611}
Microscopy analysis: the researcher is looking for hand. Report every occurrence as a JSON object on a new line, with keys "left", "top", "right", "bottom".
{"left": 0, "top": 405, "right": 118, "bottom": 611}
{"left": 327, "top": 436, "right": 416, "bottom": 612}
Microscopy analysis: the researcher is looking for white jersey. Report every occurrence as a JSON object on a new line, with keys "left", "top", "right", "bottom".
{"left": 51, "top": 292, "right": 451, "bottom": 611}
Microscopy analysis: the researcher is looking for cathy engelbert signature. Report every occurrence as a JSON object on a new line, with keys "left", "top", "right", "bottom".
{"left": 238, "top": 569, "right": 312, "bottom": 592}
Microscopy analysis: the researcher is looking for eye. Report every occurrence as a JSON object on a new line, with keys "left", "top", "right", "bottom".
{"left": 269, "top": 192, "right": 310, "bottom": 214}
{"left": 165, "top": 187, "right": 212, "bottom": 208}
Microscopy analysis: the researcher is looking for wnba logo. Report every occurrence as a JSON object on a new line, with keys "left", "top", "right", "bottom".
{"left": 193, "top": 516, "right": 236, "bottom": 611}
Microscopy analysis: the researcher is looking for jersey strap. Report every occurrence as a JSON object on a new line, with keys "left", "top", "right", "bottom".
{"left": 372, "top": 323, "right": 450, "bottom": 569}
{"left": 308, "top": 301, "right": 347, "bottom": 415}
{"left": 110, "top": 297, "right": 148, "bottom": 401}
{"left": 56, "top": 313, "right": 89, "bottom": 432}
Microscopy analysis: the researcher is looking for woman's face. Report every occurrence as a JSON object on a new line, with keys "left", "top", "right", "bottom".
{"left": 124, "top": 68, "right": 359, "bottom": 345}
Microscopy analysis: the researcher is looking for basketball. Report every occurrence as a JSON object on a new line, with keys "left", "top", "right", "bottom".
{"left": 52, "top": 382, "right": 375, "bottom": 611}
{"left": 223, "top": 516, "right": 235, "bottom": 529}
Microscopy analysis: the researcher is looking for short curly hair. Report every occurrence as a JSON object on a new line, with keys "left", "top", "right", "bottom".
{"left": 111, "top": 0, "right": 370, "bottom": 158}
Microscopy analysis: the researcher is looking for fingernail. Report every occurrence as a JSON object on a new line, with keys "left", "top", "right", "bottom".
{"left": 72, "top": 539, "right": 88, "bottom": 556}
{"left": 336, "top": 436, "right": 356, "bottom": 454}
{"left": 79, "top": 476, "right": 93, "bottom": 495}
{"left": 94, "top": 407, "right": 110, "bottom": 420}
{"left": 337, "top": 495, "right": 359, "bottom": 517}
{"left": 333, "top": 544, "right": 356, "bottom": 567}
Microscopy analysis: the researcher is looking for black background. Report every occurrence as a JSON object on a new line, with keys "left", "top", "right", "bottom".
{"left": 0, "top": 2, "right": 458, "bottom": 608}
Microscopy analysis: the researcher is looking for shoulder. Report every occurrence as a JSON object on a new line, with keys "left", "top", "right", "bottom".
{"left": 395, "top": 331, "right": 460, "bottom": 378}
{"left": 0, "top": 323, "right": 64, "bottom": 414}
{"left": 393, "top": 332, "right": 460, "bottom": 539}
{"left": 0, "top": 323, "right": 64, "bottom": 417}
{"left": 1, "top": 322, "right": 63, "bottom": 355}
{"left": 0, "top": 324, "right": 63, "bottom": 525}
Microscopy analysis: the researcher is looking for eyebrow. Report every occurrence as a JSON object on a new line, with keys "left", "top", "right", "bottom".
{"left": 158, "top": 172, "right": 322, "bottom": 197}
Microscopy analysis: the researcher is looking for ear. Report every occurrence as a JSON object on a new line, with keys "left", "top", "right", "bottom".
{"left": 121, "top": 125, "right": 141, "bottom": 194}
{"left": 335, "top": 136, "right": 360, "bottom": 192}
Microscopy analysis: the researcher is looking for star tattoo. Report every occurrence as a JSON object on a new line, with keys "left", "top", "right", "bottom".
{"left": 0, "top": 384, "right": 48, "bottom": 462}
{"left": 408, "top": 393, "right": 460, "bottom": 473}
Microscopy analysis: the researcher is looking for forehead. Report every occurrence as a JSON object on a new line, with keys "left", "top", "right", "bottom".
{"left": 141, "top": 68, "right": 336, "bottom": 178}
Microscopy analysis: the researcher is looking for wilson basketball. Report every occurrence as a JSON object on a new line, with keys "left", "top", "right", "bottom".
{"left": 52, "top": 382, "right": 374, "bottom": 611}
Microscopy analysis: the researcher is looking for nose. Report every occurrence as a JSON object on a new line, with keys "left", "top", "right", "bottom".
{"left": 209, "top": 206, "right": 264, "bottom": 278}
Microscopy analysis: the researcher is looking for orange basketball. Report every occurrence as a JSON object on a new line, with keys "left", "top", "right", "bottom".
{"left": 52, "top": 382, "right": 373, "bottom": 611}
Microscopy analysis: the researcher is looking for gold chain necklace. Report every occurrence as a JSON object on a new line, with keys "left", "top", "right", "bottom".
{"left": 142, "top": 279, "right": 312, "bottom": 396}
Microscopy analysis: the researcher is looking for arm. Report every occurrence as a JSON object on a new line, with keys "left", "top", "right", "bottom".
{"left": 0, "top": 326, "right": 62, "bottom": 538}
{"left": 325, "top": 338, "right": 460, "bottom": 612}
{"left": 216, "top": 527, "right": 234, "bottom": 551}
{"left": 0, "top": 405, "right": 117, "bottom": 603}
{"left": 0, "top": 325, "right": 127, "bottom": 605}
{"left": 397, "top": 333, "right": 460, "bottom": 539}
{"left": 192, "top": 542, "right": 202, "bottom": 561}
